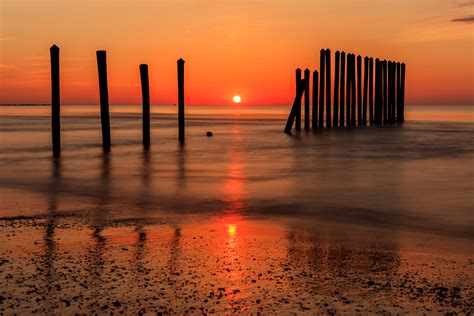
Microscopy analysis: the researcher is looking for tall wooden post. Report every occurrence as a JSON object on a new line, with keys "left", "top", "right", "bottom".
{"left": 319, "top": 49, "right": 325, "bottom": 128}
{"left": 177, "top": 58, "right": 185, "bottom": 142}
{"left": 96, "top": 50, "right": 111, "bottom": 150}
{"left": 400, "top": 63, "right": 406, "bottom": 123}
{"left": 140, "top": 64, "right": 150, "bottom": 148}
{"left": 312, "top": 70, "right": 319, "bottom": 129}
{"left": 357, "top": 55, "right": 362, "bottom": 126}
{"left": 350, "top": 54, "right": 356, "bottom": 126}
{"left": 396, "top": 62, "right": 401, "bottom": 122}
{"left": 50, "top": 45, "right": 60, "bottom": 156}
{"left": 389, "top": 61, "right": 395, "bottom": 123}
{"left": 295, "top": 68, "right": 302, "bottom": 131}
{"left": 285, "top": 78, "right": 306, "bottom": 134}
{"left": 369, "top": 57, "right": 374, "bottom": 124}
{"left": 304, "top": 68, "right": 310, "bottom": 130}
{"left": 333, "top": 51, "right": 340, "bottom": 127}
{"left": 346, "top": 53, "right": 352, "bottom": 126}
{"left": 340, "top": 52, "right": 346, "bottom": 127}
{"left": 363, "top": 56, "right": 368, "bottom": 126}
{"left": 383, "top": 60, "right": 388, "bottom": 124}
{"left": 374, "top": 58, "right": 381, "bottom": 124}
{"left": 326, "top": 49, "right": 331, "bottom": 128}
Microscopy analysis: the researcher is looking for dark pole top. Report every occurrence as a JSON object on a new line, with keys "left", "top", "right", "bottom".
{"left": 304, "top": 68, "right": 310, "bottom": 73}
{"left": 50, "top": 44, "right": 59, "bottom": 51}
{"left": 178, "top": 58, "right": 185, "bottom": 64}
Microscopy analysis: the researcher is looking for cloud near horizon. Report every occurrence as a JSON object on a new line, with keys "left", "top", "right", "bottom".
{"left": 450, "top": 15, "right": 474, "bottom": 22}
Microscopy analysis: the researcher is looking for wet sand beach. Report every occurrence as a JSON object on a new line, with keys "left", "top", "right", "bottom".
{"left": 1, "top": 105, "right": 473, "bottom": 314}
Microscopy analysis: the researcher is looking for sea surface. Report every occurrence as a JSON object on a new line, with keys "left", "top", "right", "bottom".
{"left": 0, "top": 105, "right": 473, "bottom": 236}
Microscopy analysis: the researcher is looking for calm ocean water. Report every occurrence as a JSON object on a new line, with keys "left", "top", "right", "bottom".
{"left": 0, "top": 105, "right": 473, "bottom": 238}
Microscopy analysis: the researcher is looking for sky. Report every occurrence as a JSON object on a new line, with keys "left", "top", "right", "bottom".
{"left": 0, "top": 0, "right": 473, "bottom": 106}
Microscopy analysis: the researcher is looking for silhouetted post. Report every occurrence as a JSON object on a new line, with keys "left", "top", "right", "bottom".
{"left": 363, "top": 57, "right": 368, "bottom": 126}
{"left": 285, "top": 79, "right": 306, "bottom": 134}
{"left": 333, "top": 51, "right": 340, "bottom": 127}
{"left": 340, "top": 52, "right": 346, "bottom": 127}
{"left": 304, "top": 68, "right": 310, "bottom": 130}
{"left": 312, "top": 70, "right": 319, "bottom": 129}
{"left": 295, "top": 68, "right": 302, "bottom": 131}
{"left": 326, "top": 49, "right": 331, "bottom": 128}
{"left": 50, "top": 45, "right": 60, "bottom": 156}
{"left": 389, "top": 61, "right": 395, "bottom": 123}
{"left": 346, "top": 53, "right": 352, "bottom": 126}
{"left": 140, "top": 64, "right": 150, "bottom": 148}
{"left": 350, "top": 54, "right": 356, "bottom": 126}
{"left": 400, "top": 63, "right": 406, "bottom": 123}
{"left": 369, "top": 58, "right": 374, "bottom": 124}
{"left": 178, "top": 58, "right": 185, "bottom": 142}
{"left": 396, "top": 62, "right": 401, "bottom": 122}
{"left": 96, "top": 50, "right": 111, "bottom": 150}
{"left": 374, "top": 58, "right": 381, "bottom": 124}
{"left": 319, "top": 49, "right": 325, "bottom": 127}
{"left": 383, "top": 60, "right": 388, "bottom": 124}
{"left": 357, "top": 55, "right": 362, "bottom": 126}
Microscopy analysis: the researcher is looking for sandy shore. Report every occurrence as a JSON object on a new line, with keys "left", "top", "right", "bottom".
{"left": 1, "top": 213, "right": 472, "bottom": 314}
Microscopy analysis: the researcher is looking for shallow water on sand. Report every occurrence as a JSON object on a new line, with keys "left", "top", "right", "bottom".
{"left": 0, "top": 105, "right": 473, "bottom": 313}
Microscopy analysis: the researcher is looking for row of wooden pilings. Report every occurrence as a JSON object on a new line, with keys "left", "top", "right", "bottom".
{"left": 285, "top": 48, "right": 406, "bottom": 133}
{"left": 50, "top": 44, "right": 186, "bottom": 156}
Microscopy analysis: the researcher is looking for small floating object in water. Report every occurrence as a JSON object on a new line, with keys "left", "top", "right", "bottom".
{"left": 206, "top": 131, "right": 213, "bottom": 137}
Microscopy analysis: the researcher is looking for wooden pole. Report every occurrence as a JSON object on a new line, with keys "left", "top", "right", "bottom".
{"left": 295, "top": 68, "right": 302, "bottom": 131}
{"left": 96, "top": 50, "right": 111, "bottom": 150}
{"left": 304, "top": 68, "right": 310, "bottom": 130}
{"left": 333, "top": 51, "right": 340, "bottom": 127}
{"left": 401, "top": 62, "right": 406, "bottom": 123}
{"left": 363, "top": 56, "right": 368, "bottom": 126}
{"left": 140, "top": 64, "right": 150, "bottom": 148}
{"left": 396, "top": 62, "right": 401, "bottom": 123}
{"left": 177, "top": 58, "right": 185, "bottom": 142}
{"left": 50, "top": 45, "right": 60, "bottom": 156}
{"left": 340, "top": 51, "right": 346, "bottom": 127}
{"left": 326, "top": 49, "right": 331, "bottom": 128}
{"left": 383, "top": 60, "right": 388, "bottom": 124}
{"left": 285, "top": 79, "right": 306, "bottom": 134}
{"left": 312, "top": 70, "right": 319, "bottom": 129}
{"left": 374, "top": 58, "right": 381, "bottom": 124}
{"left": 357, "top": 55, "right": 362, "bottom": 126}
{"left": 369, "top": 57, "right": 374, "bottom": 124}
{"left": 346, "top": 53, "right": 351, "bottom": 126}
{"left": 389, "top": 61, "right": 395, "bottom": 123}
{"left": 350, "top": 54, "right": 356, "bottom": 126}
{"left": 319, "top": 49, "right": 325, "bottom": 128}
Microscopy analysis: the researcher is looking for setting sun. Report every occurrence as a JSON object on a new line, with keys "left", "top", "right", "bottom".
{"left": 233, "top": 95, "right": 241, "bottom": 104}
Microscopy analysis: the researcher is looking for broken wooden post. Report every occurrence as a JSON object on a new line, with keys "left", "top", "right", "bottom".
{"left": 326, "top": 49, "right": 331, "bottom": 128}
{"left": 285, "top": 79, "right": 306, "bottom": 134}
{"left": 400, "top": 63, "right": 406, "bottom": 123}
{"left": 350, "top": 54, "right": 356, "bottom": 126}
{"left": 312, "top": 70, "right": 319, "bottom": 129}
{"left": 333, "top": 51, "right": 340, "bottom": 127}
{"left": 340, "top": 51, "right": 346, "bottom": 127}
{"left": 346, "top": 53, "right": 352, "bottom": 126}
{"left": 177, "top": 58, "right": 185, "bottom": 142}
{"left": 140, "top": 64, "right": 150, "bottom": 149}
{"left": 369, "top": 57, "right": 374, "bottom": 124}
{"left": 96, "top": 50, "right": 111, "bottom": 150}
{"left": 304, "top": 68, "right": 310, "bottom": 130}
{"left": 319, "top": 49, "right": 325, "bottom": 127}
{"left": 383, "top": 60, "right": 388, "bottom": 124}
{"left": 357, "top": 55, "right": 362, "bottom": 126}
{"left": 50, "top": 45, "right": 60, "bottom": 156}
{"left": 295, "top": 68, "right": 302, "bottom": 131}
{"left": 363, "top": 56, "right": 368, "bottom": 126}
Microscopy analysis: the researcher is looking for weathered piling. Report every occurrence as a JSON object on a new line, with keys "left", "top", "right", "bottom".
{"left": 363, "top": 56, "right": 368, "bottom": 126}
{"left": 350, "top": 54, "right": 356, "bottom": 126}
{"left": 369, "top": 57, "right": 374, "bottom": 124}
{"left": 400, "top": 63, "right": 406, "bottom": 123}
{"left": 295, "top": 68, "right": 302, "bottom": 131}
{"left": 339, "top": 52, "right": 346, "bottom": 127}
{"left": 389, "top": 61, "right": 396, "bottom": 123}
{"left": 96, "top": 50, "right": 111, "bottom": 150}
{"left": 177, "top": 58, "right": 185, "bottom": 142}
{"left": 334, "top": 51, "right": 340, "bottom": 127}
{"left": 396, "top": 62, "right": 401, "bottom": 122}
{"left": 312, "top": 70, "right": 319, "bottom": 129}
{"left": 383, "top": 60, "right": 388, "bottom": 123}
{"left": 285, "top": 79, "right": 306, "bottom": 134}
{"left": 304, "top": 68, "right": 310, "bottom": 130}
{"left": 326, "top": 49, "right": 331, "bottom": 128}
{"left": 319, "top": 49, "right": 325, "bottom": 127}
{"left": 374, "top": 58, "right": 382, "bottom": 124}
{"left": 50, "top": 45, "right": 60, "bottom": 155}
{"left": 345, "top": 53, "right": 352, "bottom": 126}
{"left": 140, "top": 64, "right": 150, "bottom": 148}
{"left": 357, "top": 55, "right": 362, "bottom": 126}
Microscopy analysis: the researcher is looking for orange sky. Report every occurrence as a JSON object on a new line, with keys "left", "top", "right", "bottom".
{"left": 1, "top": 0, "right": 473, "bottom": 106}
